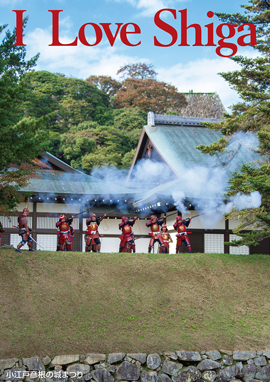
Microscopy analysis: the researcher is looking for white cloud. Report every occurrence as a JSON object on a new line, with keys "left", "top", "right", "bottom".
{"left": 157, "top": 49, "right": 259, "bottom": 110}
{"left": 25, "top": 26, "right": 260, "bottom": 111}
{"left": 106, "top": 0, "right": 186, "bottom": 17}
{"left": 25, "top": 27, "right": 144, "bottom": 79}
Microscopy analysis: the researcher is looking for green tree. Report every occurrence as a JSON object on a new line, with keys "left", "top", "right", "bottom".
{"left": 59, "top": 108, "right": 147, "bottom": 171}
{"left": 0, "top": 22, "right": 48, "bottom": 215}
{"left": 22, "top": 71, "right": 110, "bottom": 157}
{"left": 197, "top": 0, "right": 270, "bottom": 247}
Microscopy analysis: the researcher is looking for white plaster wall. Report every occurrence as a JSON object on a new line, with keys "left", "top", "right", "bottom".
{"left": 229, "top": 218, "right": 248, "bottom": 230}
{"left": 36, "top": 203, "right": 81, "bottom": 214}
{"left": 188, "top": 211, "right": 225, "bottom": 229}
{"left": 17, "top": 203, "right": 33, "bottom": 212}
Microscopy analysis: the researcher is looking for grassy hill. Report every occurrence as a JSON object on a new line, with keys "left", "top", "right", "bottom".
{"left": 1, "top": 249, "right": 270, "bottom": 358}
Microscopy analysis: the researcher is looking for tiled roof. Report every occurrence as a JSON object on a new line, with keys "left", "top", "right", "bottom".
{"left": 144, "top": 118, "right": 261, "bottom": 177}
{"left": 20, "top": 170, "right": 142, "bottom": 197}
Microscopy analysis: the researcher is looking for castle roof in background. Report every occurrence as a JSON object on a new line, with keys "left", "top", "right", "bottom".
{"left": 20, "top": 170, "right": 138, "bottom": 197}
{"left": 130, "top": 112, "right": 262, "bottom": 208}
{"left": 129, "top": 113, "right": 261, "bottom": 179}
{"left": 21, "top": 153, "right": 150, "bottom": 203}
{"left": 179, "top": 92, "right": 226, "bottom": 119}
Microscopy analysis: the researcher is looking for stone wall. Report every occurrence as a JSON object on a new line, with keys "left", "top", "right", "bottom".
{"left": 1, "top": 351, "right": 270, "bottom": 382}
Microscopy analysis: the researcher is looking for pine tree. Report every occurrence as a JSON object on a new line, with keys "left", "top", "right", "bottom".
{"left": 0, "top": 21, "right": 48, "bottom": 215}
{"left": 197, "top": 0, "right": 270, "bottom": 247}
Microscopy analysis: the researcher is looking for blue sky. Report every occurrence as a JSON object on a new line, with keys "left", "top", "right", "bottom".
{"left": 1, "top": 0, "right": 257, "bottom": 110}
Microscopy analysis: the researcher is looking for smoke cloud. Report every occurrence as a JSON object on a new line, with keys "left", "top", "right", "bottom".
{"left": 32, "top": 131, "right": 261, "bottom": 226}
{"left": 89, "top": 131, "right": 261, "bottom": 226}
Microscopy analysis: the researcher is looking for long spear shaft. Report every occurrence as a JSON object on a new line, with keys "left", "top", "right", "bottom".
{"left": 164, "top": 211, "right": 178, "bottom": 219}
{"left": 71, "top": 210, "right": 86, "bottom": 217}
{"left": 105, "top": 209, "right": 120, "bottom": 215}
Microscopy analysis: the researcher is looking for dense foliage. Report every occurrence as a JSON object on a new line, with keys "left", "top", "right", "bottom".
{"left": 0, "top": 22, "right": 48, "bottom": 215}
{"left": 59, "top": 107, "right": 146, "bottom": 170}
{"left": 197, "top": 0, "right": 270, "bottom": 247}
{"left": 20, "top": 63, "right": 184, "bottom": 170}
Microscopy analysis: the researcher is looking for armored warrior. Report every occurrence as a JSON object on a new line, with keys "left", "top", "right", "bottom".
{"left": 146, "top": 215, "right": 165, "bottom": 253}
{"left": 173, "top": 216, "right": 192, "bottom": 253}
{"left": 85, "top": 213, "right": 106, "bottom": 252}
{"left": 16, "top": 208, "right": 33, "bottom": 253}
{"left": 119, "top": 216, "right": 137, "bottom": 253}
{"left": 56, "top": 215, "right": 74, "bottom": 251}
{"left": 159, "top": 224, "right": 173, "bottom": 254}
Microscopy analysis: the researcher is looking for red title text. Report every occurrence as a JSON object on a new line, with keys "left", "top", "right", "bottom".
{"left": 13, "top": 9, "right": 257, "bottom": 58}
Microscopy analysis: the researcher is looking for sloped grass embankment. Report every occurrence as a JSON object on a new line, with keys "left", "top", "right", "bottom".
{"left": 1, "top": 249, "right": 270, "bottom": 357}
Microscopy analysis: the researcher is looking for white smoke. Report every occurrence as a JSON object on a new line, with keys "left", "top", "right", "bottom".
{"left": 224, "top": 191, "right": 262, "bottom": 214}
{"left": 37, "top": 131, "right": 261, "bottom": 225}
{"left": 156, "top": 131, "right": 261, "bottom": 222}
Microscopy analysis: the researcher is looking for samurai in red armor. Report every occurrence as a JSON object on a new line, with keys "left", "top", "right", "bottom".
{"left": 16, "top": 208, "right": 33, "bottom": 253}
{"left": 173, "top": 216, "right": 192, "bottom": 253}
{"left": 146, "top": 215, "right": 165, "bottom": 253}
{"left": 159, "top": 224, "right": 173, "bottom": 254}
{"left": 119, "top": 216, "right": 137, "bottom": 253}
{"left": 56, "top": 215, "right": 73, "bottom": 251}
{"left": 85, "top": 213, "right": 105, "bottom": 252}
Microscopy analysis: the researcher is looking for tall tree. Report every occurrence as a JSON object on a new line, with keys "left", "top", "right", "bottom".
{"left": 22, "top": 71, "right": 110, "bottom": 158}
{"left": 117, "top": 62, "right": 157, "bottom": 79}
{"left": 0, "top": 22, "right": 48, "bottom": 215}
{"left": 113, "top": 78, "right": 186, "bottom": 114}
{"left": 197, "top": 0, "right": 270, "bottom": 247}
{"left": 85, "top": 75, "right": 122, "bottom": 98}
{"left": 59, "top": 108, "right": 147, "bottom": 171}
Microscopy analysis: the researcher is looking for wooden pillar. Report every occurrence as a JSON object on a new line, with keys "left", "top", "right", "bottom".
{"left": 224, "top": 218, "right": 229, "bottom": 254}
{"left": 32, "top": 201, "right": 37, "bottom": 250}
{"left": 79, "top": 207, "right": 83, "bottom": 252}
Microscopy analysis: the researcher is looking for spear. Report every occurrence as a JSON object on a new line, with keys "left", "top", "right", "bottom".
{"left": 70, "top": 210, "right": 86, "bottom": 218}
{"left": 104, "top": 209, "right": 120, "bottom": 216}
{"left": 145, "top": 211, "right": 177, "bottom": 220}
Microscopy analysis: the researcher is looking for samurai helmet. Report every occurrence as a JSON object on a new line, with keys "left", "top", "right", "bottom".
{"left": 176, "top": 216, "right": 182, "bottom": 221}
{"left": 90, "top": 213, "right": 96, "bottom": 220}
{"left": 23, "top": 208, "right": 30, "bottom": 215}
{"left": 150, "top": 215, "right": 157, "bottom": 222}
{"left": 161, "top": 223, "right": 167, "bottom": 231}
{"left": 122, "top": 216, "right": 128, "bottom": 222}
{"left": 60, "top": 214, "right": 66, "bottom": 220}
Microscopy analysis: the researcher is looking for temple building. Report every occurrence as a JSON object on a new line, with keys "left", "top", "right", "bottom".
{"left": 1, "top": 111, "right": 268, "bottom": 254}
